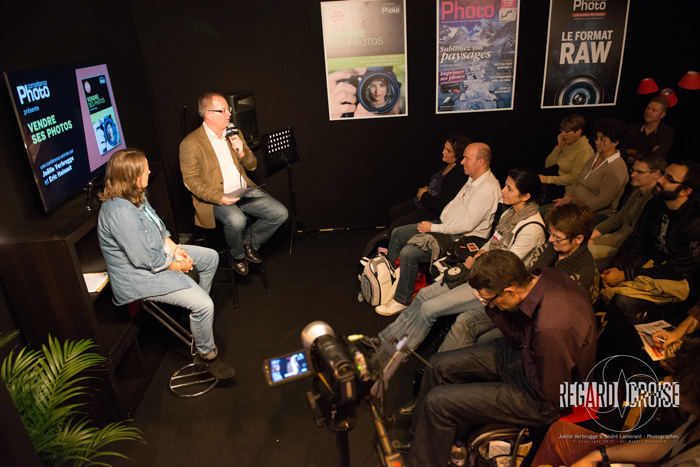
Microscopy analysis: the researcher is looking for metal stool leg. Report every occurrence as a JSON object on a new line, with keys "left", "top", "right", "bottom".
{"left": 260, "top": 263, "right": 271, "bottom": 291}
{"left": 141, "top": 299, "right": 219, "bottom": 398}
{"left": 224, "top": 250, "right": 240, "bottom": 309}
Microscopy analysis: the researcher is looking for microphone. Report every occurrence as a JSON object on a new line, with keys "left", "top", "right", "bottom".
{"left": 225, "top": 123, "right": 239, "bottom": 139}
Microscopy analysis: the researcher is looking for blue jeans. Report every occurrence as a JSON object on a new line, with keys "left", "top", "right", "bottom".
{"left": 611, "top": 293, "right": 660, "bottom": 325}
{"left": 408, "top": 339, "right": 560, "bottom": 467}
{"left": 147, "top": 245, "right": 219, "bottom": 356}
{"left": 378, "top": 281, "right": 475, "bottom": 351}
{"left": 213, "top": 188, "right": 288, "bottom": 259}
{"left": 387, "top": 223, "right": 423, "bottom": 263}
{"left": 438, "top": 305, "right": 500, "bottom": 352}
{"left": 387, "top": 222, "right": 442, "bottom": 304}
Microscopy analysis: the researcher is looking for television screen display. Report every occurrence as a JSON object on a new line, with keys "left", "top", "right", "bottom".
{"left": 4, "top": 62, "right": 126, "bottom": 212}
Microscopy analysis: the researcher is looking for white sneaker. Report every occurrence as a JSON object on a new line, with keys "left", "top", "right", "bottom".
{"left": 376, "top": 299, "right": 407, "bottom": 316}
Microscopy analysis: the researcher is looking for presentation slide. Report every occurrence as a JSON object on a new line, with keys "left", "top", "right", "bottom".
{"left": 4, "top": 62, "right": 126, "bottom": 212}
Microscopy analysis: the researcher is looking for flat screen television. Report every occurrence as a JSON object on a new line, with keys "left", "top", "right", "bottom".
{"left": 4, "top": 61, "right": 126, "bottom": 212}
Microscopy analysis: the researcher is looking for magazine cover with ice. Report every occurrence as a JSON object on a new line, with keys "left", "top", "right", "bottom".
{"left": 436, "top": 0, "right": 520, "bottom": 114}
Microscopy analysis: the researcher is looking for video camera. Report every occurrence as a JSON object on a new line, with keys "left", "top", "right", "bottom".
{"left": 263, "top": 321, "right": 408, "bottom": 467}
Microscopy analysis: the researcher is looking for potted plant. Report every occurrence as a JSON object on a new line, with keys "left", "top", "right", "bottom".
{"left": 0, "top": 331, "right": 143, "bottom": 466}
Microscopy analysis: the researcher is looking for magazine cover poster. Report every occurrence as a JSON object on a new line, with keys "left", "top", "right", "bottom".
{"left": 436, "top": 0, "right": 520, "bottom": 114}
{"left": 541, "top": 0, "right": 630, "bottom": 108}
{"left": 321, "top": 0, "right": 408, "bottom": 120}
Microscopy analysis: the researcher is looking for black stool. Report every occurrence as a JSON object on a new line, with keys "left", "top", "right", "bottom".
{"left": 195, "top": 223, "right": 270, "bottom": 310}
{"left": 140, "top": 299, "right": 219, "bottom": 398}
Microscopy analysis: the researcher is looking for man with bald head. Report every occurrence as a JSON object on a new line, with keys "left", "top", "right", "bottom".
{"left": 377, "top": 142, "right": 502, "bottom": 315}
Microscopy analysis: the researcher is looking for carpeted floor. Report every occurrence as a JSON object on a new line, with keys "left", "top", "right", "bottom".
{"left": 111, "top": 228, "right": 425, "bottom": 467}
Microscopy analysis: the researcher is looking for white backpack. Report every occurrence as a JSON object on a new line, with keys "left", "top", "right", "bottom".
{"left": 358, "top": 255, "right": 398, "bottom": 306}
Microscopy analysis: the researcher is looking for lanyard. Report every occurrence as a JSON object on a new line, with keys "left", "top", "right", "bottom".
{"left": 143, "top": 204, "right": 164, "bottom": 239}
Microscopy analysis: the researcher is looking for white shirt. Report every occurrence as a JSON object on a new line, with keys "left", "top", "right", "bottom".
{"left": 203, "top": 122, "right": 246, "bottom": 193}
{"left": 431, "top": 169, "right": 502, "bottom": 237}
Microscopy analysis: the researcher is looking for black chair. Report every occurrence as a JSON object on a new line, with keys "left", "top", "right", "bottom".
{"left": 195, "top": 222, "right": 270, "bottom": 310}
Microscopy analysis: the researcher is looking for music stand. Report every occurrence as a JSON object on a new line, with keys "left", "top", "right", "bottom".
{"left": 262, "top": 127, "right": 316, "bottom": 254}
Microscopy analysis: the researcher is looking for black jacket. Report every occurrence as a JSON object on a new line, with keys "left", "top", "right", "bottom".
{"left": 610, "top": 196, "right": 700, "bottom": 282}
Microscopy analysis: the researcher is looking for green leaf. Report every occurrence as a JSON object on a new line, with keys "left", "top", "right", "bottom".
{"left": 0, "top": 332, "right": 144, "bottom": 466}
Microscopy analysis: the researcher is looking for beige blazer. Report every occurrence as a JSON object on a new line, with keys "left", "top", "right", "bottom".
{"left": 179, "top": 125, "right": 258, "bottom": 228}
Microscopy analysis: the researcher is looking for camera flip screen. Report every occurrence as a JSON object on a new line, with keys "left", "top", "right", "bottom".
{"left": 263, "top": 349, "right": 313, "bottom": 387}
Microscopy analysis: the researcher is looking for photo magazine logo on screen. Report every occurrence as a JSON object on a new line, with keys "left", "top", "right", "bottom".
{"left": 16, "top": 80, "right": 50, "bottom": 105}
{"left": 559, "top": 355, "right": 680, "bottom": 433}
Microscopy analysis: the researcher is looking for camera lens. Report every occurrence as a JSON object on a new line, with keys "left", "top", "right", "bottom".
{"left": 555, "top": 75, "right": 603, "bottom": 106}
{"left": 357, "top": 68, "right": 400, "bottom": 114}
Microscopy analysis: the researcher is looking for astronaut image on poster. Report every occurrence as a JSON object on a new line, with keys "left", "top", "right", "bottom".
{"left": 437, "top": 0, "right": 520, "bottom": 114}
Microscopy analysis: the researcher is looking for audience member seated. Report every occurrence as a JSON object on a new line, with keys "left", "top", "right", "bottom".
{"left": 376, "top": 142, "right": 501, "bottom": 316}
{"left": 97, "top": 149, "right": 235, "bottom": 379}
{"left": 376, "top": 168, "right": 546, "bottom": 351}
{"left": 179, "top": 92, "right": 288, "bottom": 276}
{"left": 553, "top": 118, "right": 629, "bottom": 221}
{"left": 588, "top": 152, "right": 665, "bottom": 268}
{"left": 530, "top": 338, "right": 700, "bottom": 467}
{"left": 439, "top": 203, "right": 599, "bottom": 352}
{"left": 386, "top": 135, "right": 471, "bottom": 231}
{"left": 406, "top": 250, "right": 597, "bottom": 467}
{"left": 653, "top": 296, "right": 700, "bottom": 349}
{"left": 601, "top": 160, "right": 700, "bottom": 324}
{"left": 539, "top": 114, "right": 594, "bottom": 203}
{"left": 625, "top": 96, "right": 675, "bottom": 163}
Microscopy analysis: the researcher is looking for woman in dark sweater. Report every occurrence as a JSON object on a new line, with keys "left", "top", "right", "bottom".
{"left": 386, "top": 134, "right": 471, "bottom": 230}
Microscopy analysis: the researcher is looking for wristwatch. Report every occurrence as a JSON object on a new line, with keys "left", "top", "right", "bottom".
{"left": 596, "top": 445, "right": 611, "bottom": 465}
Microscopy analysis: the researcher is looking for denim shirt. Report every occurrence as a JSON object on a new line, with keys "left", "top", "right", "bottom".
{"left": 98, "top": 195, "right": 191, "bottom": 306}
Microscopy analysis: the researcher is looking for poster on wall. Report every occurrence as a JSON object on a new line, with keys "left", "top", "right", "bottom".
{"left": 541, "top": 0, "right": 629, "bottom": 108}
{"left": 321, "top": 0, "right": 407, "bottom": 121}
{"left": 436, "top": 0, "right": 520, "bottom": 114}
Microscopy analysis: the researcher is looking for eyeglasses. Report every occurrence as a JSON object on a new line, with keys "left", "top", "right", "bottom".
{"left": 661, "top": 172, "right": 684, "bottom": 185}
{"left": 547, "top": 228, "right": 569, "bottom": 244}
{"left": 595, "top": 137, "right": 612, "bottom": 143}
{"left": 630, "top": 169, "right": 652, "bottom": 175}
{"left": 206, "top": 107, "right": 232, "bottom": 114}
{"left": 472, "top": 289, "right": 501, "bottom": 307}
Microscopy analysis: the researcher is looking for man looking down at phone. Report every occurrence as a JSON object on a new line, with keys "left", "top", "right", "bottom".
{"left": 406, "top": 250, "right": 597, "bottom": 467}
{"left": 180, "top": 92, "right": 288, "bottom": 275}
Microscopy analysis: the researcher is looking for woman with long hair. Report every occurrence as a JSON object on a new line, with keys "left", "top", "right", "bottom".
{"left": 97, "top": 149, "right": 234, "bottom": 379}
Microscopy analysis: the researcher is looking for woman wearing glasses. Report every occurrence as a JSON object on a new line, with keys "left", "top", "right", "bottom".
{"left": 553, "top": 118, "right": 629, "bottom": 221}
{"left": 439, "top": 202, "right": 599, "bottom": 352}
{"left": 539, "top": 114, "right": 595, "bottom": 203}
